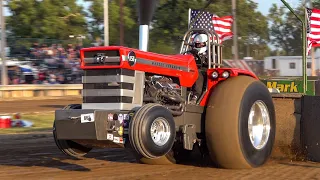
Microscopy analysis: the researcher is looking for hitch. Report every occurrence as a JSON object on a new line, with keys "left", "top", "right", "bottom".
{"left": 180, "top": 124, "right": 197, "bottom": 150}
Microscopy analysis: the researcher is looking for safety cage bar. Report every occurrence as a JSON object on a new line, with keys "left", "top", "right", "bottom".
{"left": 179, "top": 28, "right": 223, "bottom": 69}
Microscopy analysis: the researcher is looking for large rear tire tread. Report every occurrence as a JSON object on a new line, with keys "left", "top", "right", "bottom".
{"left": 205, "top": 75, "right": 276, "bottom": 169}
{"left": 53, "top": 104, "right": 92, "bottom": 159}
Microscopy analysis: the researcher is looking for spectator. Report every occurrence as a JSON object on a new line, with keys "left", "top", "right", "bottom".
{"left": 38, "top": 70, "right": 46, "bottom": 81}
{"left": 49, "top": 73, "right": 57, "bottom": 84}
{"left": 8, "top": 41, "right": 84, "bottom": 85}
{"left": 12, "top": 76, "right": 20, "bottom": 85}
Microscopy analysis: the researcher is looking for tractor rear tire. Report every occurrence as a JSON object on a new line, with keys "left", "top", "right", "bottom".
{"left": 53, "top": 104, "right": 92, "bottom": 159}
{"left": 205, "top": 75, "right": 275, "bottom": 169}
{"left": 129, "top": 103, "right": 177, "bottom": 165}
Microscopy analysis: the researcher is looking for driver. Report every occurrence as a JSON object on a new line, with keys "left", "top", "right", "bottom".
{"left": 190, "top": 33, "right": 209, "bottom": 104}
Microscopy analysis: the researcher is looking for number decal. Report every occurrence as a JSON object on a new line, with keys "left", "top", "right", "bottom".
{"left": 81, "top": 113, "right": 94, "bottom": 123}
{"left": 129, "top": 56, "right": 135, "bottom": 62}
{"left": 127, "top": 51, "right": 136, "bottom": 66}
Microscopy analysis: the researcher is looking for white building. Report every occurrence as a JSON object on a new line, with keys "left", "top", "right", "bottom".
{"left": 264, "top": 49, "right": 320, "bottom": 76}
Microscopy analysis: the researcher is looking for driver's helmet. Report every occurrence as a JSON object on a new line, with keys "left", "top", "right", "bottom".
{"left": 193, "top": 33, "right": 208, "bottom": 54}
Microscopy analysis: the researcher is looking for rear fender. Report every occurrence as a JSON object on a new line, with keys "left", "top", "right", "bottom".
{"left": 199, "top": 68, "right": 258, "bottom": 106}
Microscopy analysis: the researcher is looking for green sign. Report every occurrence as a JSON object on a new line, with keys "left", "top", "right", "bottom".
{"left": 260, "top": 79, "right": 316, "bottom": 96}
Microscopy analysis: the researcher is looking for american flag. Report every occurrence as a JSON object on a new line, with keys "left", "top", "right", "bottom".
{"left": 189, "top": 9, "right": 233, "bottom": 43}
{"left": 307, "top": 8, "right": 320, "bottom": 55}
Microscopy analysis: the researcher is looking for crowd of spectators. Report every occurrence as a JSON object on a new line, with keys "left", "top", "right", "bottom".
{"left": 29, "top": 43, "right": 82, "bottom": 61}
{"left": 7, "top": 43, "right": 83, "bottom": 85}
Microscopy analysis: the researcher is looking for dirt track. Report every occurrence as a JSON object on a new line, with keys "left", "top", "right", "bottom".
{"left": 0, "top": 98, "right": 320, "bottom": 179}
{"left": 0, "top": 131, "right": 320, "bottom": 179}
{"left": 1, "top": 132, "right": 320, "bottom": 180}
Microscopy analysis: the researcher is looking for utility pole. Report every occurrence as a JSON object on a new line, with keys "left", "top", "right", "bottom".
{"left": 232, "top": 0, "right": 239, "bottom": 61}
{"left": 119, "top": 0, "right": 124, "bottom": 46}
{"left": 0, "top": 0, "right": 7, "bottom": 85}
{"left": 104, "top": 0, "right": 109, "bottom": 46}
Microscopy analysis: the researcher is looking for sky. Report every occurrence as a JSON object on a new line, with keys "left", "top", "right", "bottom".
{"left": 254, "top": 0, "right": 300, "bottom": 15}
{"left": 77, "top": 0, "right": 90, "bottom": 9}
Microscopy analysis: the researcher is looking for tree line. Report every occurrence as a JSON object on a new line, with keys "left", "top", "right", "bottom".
{"left": 5, "top": 0, "right": 319, "bottom": 59}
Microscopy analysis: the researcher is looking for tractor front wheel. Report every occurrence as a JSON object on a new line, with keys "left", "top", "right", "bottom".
{"left": 128, "top": 103, "right": 178, "bottom": 165}
{"left": 53, "top": 104, "right": 92, "bottom": 159}
{"left": 205, "top": 75, "right": 276, "bottom": 169}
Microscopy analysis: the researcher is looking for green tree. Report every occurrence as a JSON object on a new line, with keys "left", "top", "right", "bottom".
{"left": 85, "top": 0, "right": 136, "bottom": 47}
{"left": 268, "top": 3, "right": 304, "bottom": 56}
{"left": 86, "top": 0, "right": 104, "bottom": 42}
{"left": 313, "top": 0, "right": 320, "bottom": 8}
{"left": 207, "top": 0, "right": 270, "bottom": 59}
{"left": 7, "top": 0, "right": 88, "bottom": 41}
{"left": 122, "top": 0, "right": 140, "bottom": 48}
{"left": 148, "top": 0, "right": 206, "bottom": 54}
{"left": 146, "top": 0, "right": 269, "bottom": 59}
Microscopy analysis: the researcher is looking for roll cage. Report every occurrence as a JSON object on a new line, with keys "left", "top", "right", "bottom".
{"left": 179, "top": 28, "right": 223, "bottom": 69}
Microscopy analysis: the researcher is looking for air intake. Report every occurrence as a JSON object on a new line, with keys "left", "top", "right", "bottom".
{"left": 138, "top": 0, "right": 157, "bottom": 51}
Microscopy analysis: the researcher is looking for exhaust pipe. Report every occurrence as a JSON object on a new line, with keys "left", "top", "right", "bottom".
{"left": 138, "top": 0, "right": 157, "bottom": 51}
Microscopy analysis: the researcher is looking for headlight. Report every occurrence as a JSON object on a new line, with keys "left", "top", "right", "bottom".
{"left": 211, "top": 71, "right": 219, "bottom": 79}
{"left": 221, "top": 71, "right": 230, "bottom": 78}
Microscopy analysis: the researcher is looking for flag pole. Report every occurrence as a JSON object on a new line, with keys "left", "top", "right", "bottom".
{"left": 303, "top": 7, "right": 308, "bottom": 93}
{"left": 104, "top": 0, "right": 109, "bottom": 46}
{"left": 0, "top": 0, "right": 7, "bottom": 85}
{"left": 280, "top": 0, "right": 307, "bottom": 94}
{"left": 232, "top": 0, "right": 238, "bottom": 61}
{"left": 188, "top": 8, "right": 191, "bottom": 28}
{"left": 304, "top": 8, "right": 307, "bottom": 93}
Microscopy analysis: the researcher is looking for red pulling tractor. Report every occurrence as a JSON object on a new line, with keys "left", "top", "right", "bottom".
{"left": 53, "top": 1, "right": 275, "bottom": 169}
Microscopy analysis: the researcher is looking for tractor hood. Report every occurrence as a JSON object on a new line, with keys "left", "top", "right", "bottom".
{"left": 80, "top": 46, "right": 198, "bottom": 87}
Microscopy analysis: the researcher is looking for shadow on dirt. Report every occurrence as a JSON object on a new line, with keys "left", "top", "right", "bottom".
{"left": 1, "top": 129, "right": 304, "bottom": 172}
{"left": 17, "top": 156, "right": 91, "bottom": 172}
{"left": 88, "top": 142, "right": 218, "bottom": 168}
{"left": 0, "top": 133, "right": 91, "bottom": 172}
{"left": 40, "top": 105, "right": 65, "bottom": 109}
{"left": 85, "top": 148, "right": 137, "bottom": 163}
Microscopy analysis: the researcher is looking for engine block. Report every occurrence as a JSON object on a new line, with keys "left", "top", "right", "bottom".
{"left": 144, "top": 75, "right": 185, "bottom": 116}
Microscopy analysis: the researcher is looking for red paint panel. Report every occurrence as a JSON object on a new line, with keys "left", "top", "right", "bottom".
{"left": 80, "top": 46, "right": 257, "bottom": 106}
{"left": 80, "top": 46, "right": 199, "bottom": 87}
{"left": 199, "top": 68, "right": 258, "bottom": 106}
